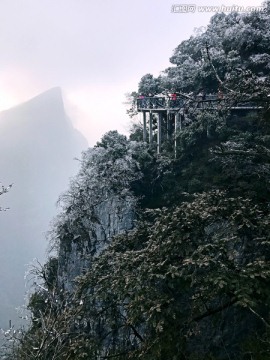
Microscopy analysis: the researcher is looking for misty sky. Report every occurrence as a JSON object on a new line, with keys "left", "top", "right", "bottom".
{"left": 0, "top": 0, "right": 264, "bottom": 145}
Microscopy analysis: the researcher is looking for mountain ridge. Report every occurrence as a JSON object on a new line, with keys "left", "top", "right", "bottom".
{"left": 0, "top": 87, "right": 88, "bottom": 329}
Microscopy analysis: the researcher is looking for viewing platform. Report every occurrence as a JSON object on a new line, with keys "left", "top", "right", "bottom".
{"left": 136, "top": 95, "right": 268, "bottom": 155}
{"left": 137, "top": 95, "right": 265, "bottom": 112}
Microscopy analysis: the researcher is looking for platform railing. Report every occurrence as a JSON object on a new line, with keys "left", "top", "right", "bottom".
{"left": 137, "top": 97, "right": 187, "bottom": 109}
{"left": 137, "top": 96, "right": 267, "bottom": 111}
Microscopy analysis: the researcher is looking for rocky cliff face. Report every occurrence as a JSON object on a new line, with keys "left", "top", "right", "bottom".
{"left": 0, "top": 88, "right": 88, "bottom": 328}
{"left": 50, "top": 132, "right": 142, "bottom": 293}
{"left": 57, "top": 194, "right": 136, "bottom": 291}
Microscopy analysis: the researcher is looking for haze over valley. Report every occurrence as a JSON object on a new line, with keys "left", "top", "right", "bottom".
{"left": 0, "top": 88, "right": 87, "bottom": 328}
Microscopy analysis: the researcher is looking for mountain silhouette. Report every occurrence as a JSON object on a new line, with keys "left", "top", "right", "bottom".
{"left": 0, "top": 87, "right": 88, "bottom": 328}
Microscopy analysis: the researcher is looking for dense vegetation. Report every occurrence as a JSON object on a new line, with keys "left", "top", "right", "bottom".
{"left": 4, "top": 3, "right": 270, "bottom": 359}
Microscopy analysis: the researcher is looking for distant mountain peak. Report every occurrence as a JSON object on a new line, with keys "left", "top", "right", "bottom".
{"left": 0, "top": 86, "right": 88, "bottom": 148}
{"left": 31, "top": 86, "right": 63, "bottom": 101}
{"left": 21, "top": 86, "right": 64, "bottom": 110}
{"left": 0, "top": 85, "right": 88, "bottom": 328}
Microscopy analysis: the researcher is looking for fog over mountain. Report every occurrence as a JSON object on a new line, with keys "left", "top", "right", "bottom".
{"left": 0, "top": 87, "right": 88, "bottom": 328}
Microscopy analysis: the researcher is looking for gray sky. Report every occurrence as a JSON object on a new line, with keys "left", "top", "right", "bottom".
{"left": 0, "top": 0, "right": 264, "bottom": 145}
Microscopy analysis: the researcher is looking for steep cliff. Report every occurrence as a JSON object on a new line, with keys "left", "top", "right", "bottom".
{"left": 57, "top": 194, "right": 136, "bottom": 291}
{"left": 53, "top": 132, "right": 143, "bottom": 291}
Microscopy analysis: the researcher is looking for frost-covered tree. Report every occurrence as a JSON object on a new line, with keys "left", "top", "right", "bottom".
{"left": 138, "top": 73, "right": 161, "bottom": 96}
{"left": 49, "top": 131, "right": 145, "bottom": 255}
{"left": 0, "top": 183, "right": 12, "bottom": 212}
{"left": 160, "top": 4, "right": 270, "bottom": 100}
{"left": 74, "top": 191, "right": 270, "bottom": 359}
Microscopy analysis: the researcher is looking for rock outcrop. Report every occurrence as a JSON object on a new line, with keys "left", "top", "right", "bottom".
{"left": 57, "top": 194, "right": 136, "bottom": 291}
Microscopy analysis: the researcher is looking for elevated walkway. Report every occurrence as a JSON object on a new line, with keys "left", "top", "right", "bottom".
{"left": 136, "top": 95, "right": 268, "bottom": 155}
{"left": 137, "top": 95, "right": 265, "bottom": 112}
